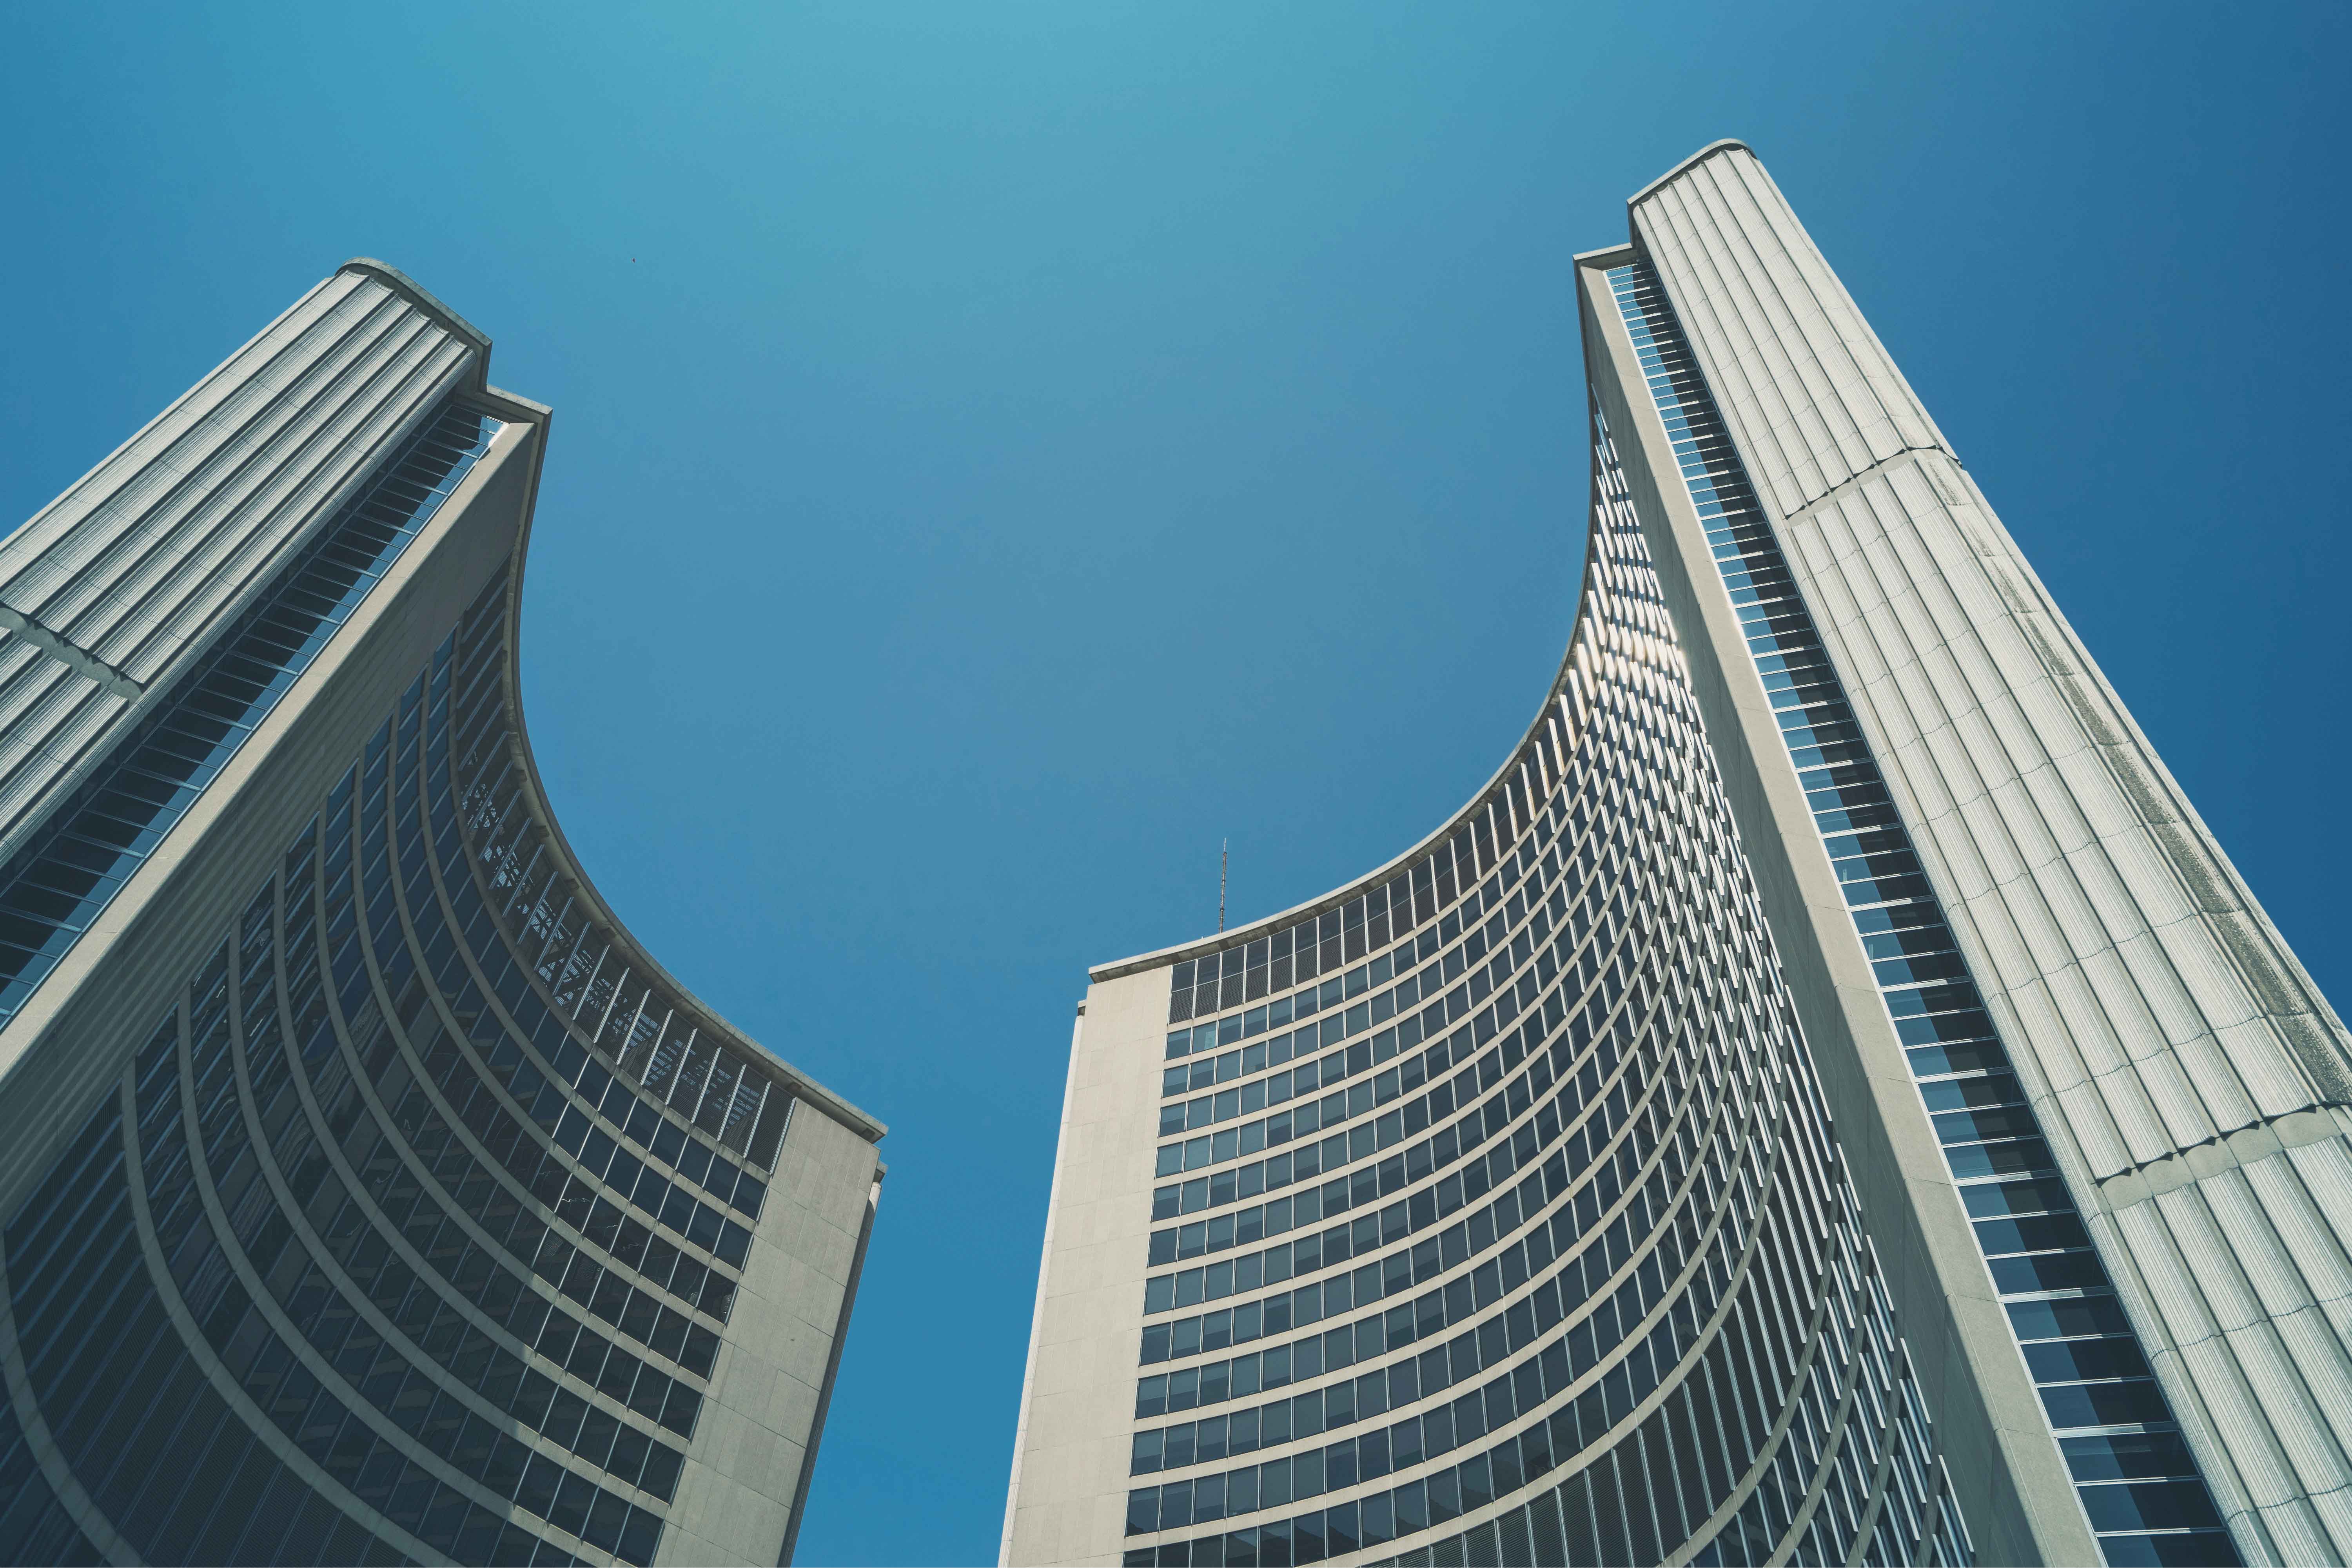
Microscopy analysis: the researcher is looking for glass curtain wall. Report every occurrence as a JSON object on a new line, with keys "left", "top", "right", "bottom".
{"left": 1117, "top": 412, "right": 1968, "bottom": 1568}
{"left": 0, "top": 558, "right": 798, "bottom": 1567}
{"left": 1603, "top": 258, "right": 2234, "bottom": 1568}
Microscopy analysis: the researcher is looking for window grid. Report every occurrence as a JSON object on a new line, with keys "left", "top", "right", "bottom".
{"left": 445, "top": 597, "right": 788, "bottom": 1172}
{"left": 1143, "top": 816, "right": 1690, "bottom": 1303}
{"left": 0, "top": 400, "right": 499, "bottom": 1031}
{"left": 141, "top": 944, "right": 608, "bottom": 1563}
{"left": 1607, "top": 258, "right": 2235, "bottom": 1568}
{"left": 0, "top": 595, "right": 761, "bottom": 1566}
{"left": 1120, "top": 426, "right": 1964, "bottom": 1567}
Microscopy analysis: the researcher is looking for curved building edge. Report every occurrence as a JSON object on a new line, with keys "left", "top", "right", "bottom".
{"left": 1088, "top": 540, "right": 1610, "bottom": 990}
{"left": 1623, "top": 139, "right": 1755, "bottom": 210}
{"left": 0, "top": 264, "right": 882, "bottom": 1568}
{"left": 336, "top": 258, "right": 496, "bottom": 371}
{"left": 1012, "top": 327, "right": 1975, "bottom": 1567}
{"left": 477, "top": 382, "right": 884, "bottom": 1149}
{"left": 1012, "top": 138, "right": 2339, "bottom": 1568}
{"left": 1624, "top": 140, "right": 2352, "bottom": 1566}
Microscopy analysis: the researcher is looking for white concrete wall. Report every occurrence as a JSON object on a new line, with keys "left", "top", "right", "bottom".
{"left": 0, "top": 262, "right": 885, "bottom": 1564}
{"left": 663, "top": 1109, "right": 878, "bottom": 1566}
{"left": 1576, "top": 249, "right": 2086, "bottom": 1567}
{"left": 1633, "top": 141, "right": 2352, "bottom": 1564}
{"left": 1004, "top": 971, "right": 1169, "bottom": 1565}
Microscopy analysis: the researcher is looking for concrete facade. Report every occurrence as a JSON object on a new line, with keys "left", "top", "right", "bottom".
{"left": 1009, "top": 974, "right": 1184, "bottom": 1565}
{"left": 0, "top": 264, "right": 882, "bottom": 1566}
{"left": 1006, "top": 252, "right": 1981, "bottom": 1562}
{"left": 1006, "top": 145, "right": 2339, "bottom": 1568}
{"left": 1576, "top": 244, "right": 2083, "bottom": 1568}
{"left": 1629, "top": 143, "right": 2352, "bottom": 1565}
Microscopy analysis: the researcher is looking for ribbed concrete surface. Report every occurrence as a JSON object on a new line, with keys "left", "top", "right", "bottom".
{"left": 1632, "top": 141, "right": 2352, "bottom": 1564}
{"left": 0, "top": 266, "right": 475, "bottom": 866}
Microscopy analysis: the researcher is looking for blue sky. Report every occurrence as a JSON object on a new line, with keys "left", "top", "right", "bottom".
{"left": 4, "top": 5, "right": 2347, "bottom": 1563}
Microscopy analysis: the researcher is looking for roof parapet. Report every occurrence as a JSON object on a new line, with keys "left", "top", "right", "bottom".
{"left": 1626, "top": 139, "right": 1753, "bottom": 208}
{"left": 338, "top": 259, "right": 493, "bottom": 390}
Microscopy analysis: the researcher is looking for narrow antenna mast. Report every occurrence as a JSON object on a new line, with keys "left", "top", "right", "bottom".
{"left": 1218, "top": 839, "right": 1228, "bottom": 933}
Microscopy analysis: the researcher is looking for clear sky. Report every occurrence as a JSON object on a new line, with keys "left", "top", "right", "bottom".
{"left": 5, "top": 5, "right": 2347, "bottom": 1563}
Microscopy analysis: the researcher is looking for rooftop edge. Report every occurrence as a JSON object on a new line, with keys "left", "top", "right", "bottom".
{"left": 1626, "top": 139, "right": 1754, "bottom": 208}
{"left": 337, "top": 258, "right": 493, "bottom": 389}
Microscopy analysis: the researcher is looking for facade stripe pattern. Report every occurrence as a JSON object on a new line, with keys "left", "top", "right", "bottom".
{"left": 0, "top": 267, "right": 477, "bottom": 876}
{"left": 1604, "top": 257, "right": 2237, "bottom": 1568}
{"left": 1011, "top": 140, "right": 2352, "bottom": 1568}
{"left": 0, "top": 264, "right": 883, "bottom": 1568}
{"left": 1632, "top": 145, "right": 2352, "bottom": 1566}
{"left": 0, "top": 401, "right": 498, "bottom": 1030}
{"left": 0, "top": 395, "right": 843, "bottom": 1564}
{"left": 1115, "top": 415, "right": 1968, "bottom": 1568}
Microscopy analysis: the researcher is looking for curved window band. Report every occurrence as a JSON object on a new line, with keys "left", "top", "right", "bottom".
{"left": 1119, "top": 432, "right": 1969, "bottom": 1567}
{"left": 1605, "top": 260, "right": 2236, "bottom": 1568}
{"left": 1157, "top": 799, "right": 1641, "bottom": 1109}
{"left": 250, "top": 852, "right": 690, "bottom": 1517}
{"left": 1133, "top": 977, "right": 1778, "bottom": 1451}
{"left": 1129, "top": 1030, "right": 1779, "bottom": 1488}
{"left": 298, "top": 659, "right": 711, "bottom": 1448}
{"left": 1143, "top": 866, "right": 1709, "bottom": 1320}
{"left": 0, "top": 1389, "right": 100, "bottom": 1565}
{"left": 0, "top": 601, "right": 761, "bottom": 1566}
{"left": 416, "top": 752, "right": 757, "bottom": 1303}
{"left": 1158, "top": 852, "right": 1590, "bottom": 1104}
{"left": 1138, "top": 964, "right": 1717, "bottom": 1403}
{"left": 1163, "top": 799, "right": 1519, "bottom": 1037}
{"left": 1138, "top": 738, "right": 1802, "bottom": 1360}
{"left": 1151, "top": 820, "right": 1646, "bottom": 1199}
{"left": 133, "top": 956, "right": 604, "bottom": 1563}
{"left": 434, "top": 588, "right": 780, "bottom": 1225}
{"left": 1151, "top": 830, "right": 1615, "bottom": 1173}
{"left": 343, "top": 677, "right": 738, "bottom": 1350}
{"left": 444, "top": 593, "right": 790, "bottom": 1167}
{"left": 125, "top": 736, "right": 680, "bottom": 1559}
{"left": 1, "top": 319, "right": 868, "bottom": 1564}
{"left": 1127, "top": 914, "right": 1874, "bottom": 1561}
{"left": 0, "top": 402, "right": 499, "bottom": 1032}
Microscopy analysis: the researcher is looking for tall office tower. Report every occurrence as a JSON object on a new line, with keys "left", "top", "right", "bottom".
{"left": 0, "top": 264, "right": 882, "bottom": 1567}
{"left": 1005, "top": 141, "right": 2352, "bottom": 1568}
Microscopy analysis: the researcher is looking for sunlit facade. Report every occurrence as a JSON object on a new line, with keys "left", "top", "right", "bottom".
{"left": 0, "top": 263, "right": 882, "bottom": 1566}
{"left": 1004, "top": 143, "right": 2352, "bottom": 1567}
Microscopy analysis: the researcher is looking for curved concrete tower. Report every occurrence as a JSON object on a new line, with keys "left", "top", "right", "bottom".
{"left": 1005, "top": 143, "right": 2347, "bottom": 1568}
{"left": 0, "top": 263, "right": 882, "bottom": 1566}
